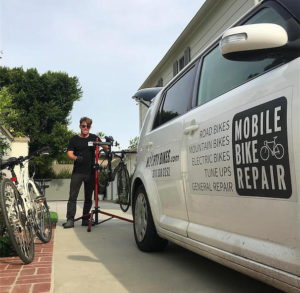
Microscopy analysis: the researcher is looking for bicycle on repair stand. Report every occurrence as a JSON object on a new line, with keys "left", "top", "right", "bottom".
{"left": 0, "top": 147, "right": 52, "bottom": 264}
{"left": 97, "top": 136, "right": 136, "bottom": 212}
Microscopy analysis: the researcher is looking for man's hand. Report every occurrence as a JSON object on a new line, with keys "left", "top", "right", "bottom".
{"left": 76, "top": 155, "right": 83, "bottom": 163}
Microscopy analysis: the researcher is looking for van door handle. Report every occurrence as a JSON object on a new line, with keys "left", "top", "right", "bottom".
{"left": 184, "top": 124, "right": 199, "bottom": 135}
{"left": 146, "top": 142, "right": 153, "bottom": 150}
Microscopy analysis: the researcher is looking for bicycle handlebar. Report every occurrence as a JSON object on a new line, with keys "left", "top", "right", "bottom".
{"left": 0, "top": 146, "right": 51, "bottom": 170}
{"left": 110, "top": 150, "right": 137, "bottom": 160}
{"left": 29, "top": 146, "right": 50, "bottom": 158}
{"left": 88, "top": 141, "right": 112, "bottom": 147}
{"left": 0, "top": 157, "right": 20, "bottom": 170}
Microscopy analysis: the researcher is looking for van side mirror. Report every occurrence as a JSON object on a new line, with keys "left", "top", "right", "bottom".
{"left": 220, "top": 23, "right": 288, "bottom": 60}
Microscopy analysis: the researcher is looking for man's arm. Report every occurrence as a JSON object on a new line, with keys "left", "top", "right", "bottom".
{"left": 97, "top": 137, "right": 109, "bottom": 152}
{"left": 67, "top": 150, "right": 78, "bottom": 161}
{"left": 101, "top": 143, "right": 109, "bottom": 152}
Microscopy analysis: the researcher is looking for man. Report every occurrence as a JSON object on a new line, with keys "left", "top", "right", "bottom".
{"left": 63, "top": 117, "right": 100, "bottom": 228}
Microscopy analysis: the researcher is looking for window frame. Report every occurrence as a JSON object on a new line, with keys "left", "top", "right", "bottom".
{"left": 152, "top": 59, "right": 200, "bottom": 131}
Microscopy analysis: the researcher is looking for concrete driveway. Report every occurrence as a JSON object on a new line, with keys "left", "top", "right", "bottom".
{"left": 50, "top": 201, "right": 282, "bottom": 293}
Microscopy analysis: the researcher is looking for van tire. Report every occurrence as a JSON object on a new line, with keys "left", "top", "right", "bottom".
{"left": 133, "top": 185, "right": 168, "bottom": 252}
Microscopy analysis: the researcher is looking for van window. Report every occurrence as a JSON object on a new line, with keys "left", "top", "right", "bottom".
{"left": 197, "top": 7, "right": 288, "bottom": 106}
{"left": 153, "top": 65, "right": 196, "bottom": 129}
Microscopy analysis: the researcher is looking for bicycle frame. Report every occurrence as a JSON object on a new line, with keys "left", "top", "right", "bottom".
{"left": 106, "top": 152, "right": 127, "bottom": 182}
{"left": 3, "top": 148, "right": 51, "bottom": 231}
{"left": 95, "top": 137, "right": 135, "bottom": 184}
{"left": 0, "top": 148, "right": 52, "bottom": 263}
{"left": 8, "top": 160, "right": 38, "bottom": 226}
{"left": 264, "top": 137, "right": 278, "bottom": 153}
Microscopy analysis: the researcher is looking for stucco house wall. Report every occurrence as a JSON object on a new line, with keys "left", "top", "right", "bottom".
{"left": 0, "top": 126, "right": 29, "bottom": 179}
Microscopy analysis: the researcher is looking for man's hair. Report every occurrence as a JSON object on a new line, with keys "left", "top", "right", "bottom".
{"left": 80, "top": 117, "right": 93, "bottom": 126}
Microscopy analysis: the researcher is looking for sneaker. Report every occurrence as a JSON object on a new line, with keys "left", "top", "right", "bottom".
{"left": 63, "top": 219, "right": 74, "bottom": 229}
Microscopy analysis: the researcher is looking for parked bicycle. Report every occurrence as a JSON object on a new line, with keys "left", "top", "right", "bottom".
{"left": 97, "top": 136, "right": 136, "bottom": 212}
{"left": 0, "top": 147, "right": 52, "bottom": 264}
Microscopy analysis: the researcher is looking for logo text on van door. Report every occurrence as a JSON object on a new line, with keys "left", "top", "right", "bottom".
{"left": 146, "top": 149, "right": 180, "bottom": 178}
{"left": 232, "top": 97, "right": 292, "bottom": 198}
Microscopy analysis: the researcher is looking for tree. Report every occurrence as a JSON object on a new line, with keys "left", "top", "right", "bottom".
{"left": 0, "top": 87, "right": 23, "bottom": 135}
{"left": 30, "top": 122, "right": 77, "bottom": 177}
{"left": 128, "top": 136, "right": 139, "bottom": 150}
{"left": 0, "top": 88, "right": 15, "bottom": 158}
{"left": 0, "top": 67, "right": 82, "bottom": 141}
{"left": 0, "top": 137, "right": 10, "bottom": 159}
{"left": 0, "top": 66, "right": 82, "bottom": 177}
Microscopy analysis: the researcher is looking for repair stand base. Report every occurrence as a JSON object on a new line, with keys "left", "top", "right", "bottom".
{"left": 74, "top": 206, "right": 133, "bottom": 232}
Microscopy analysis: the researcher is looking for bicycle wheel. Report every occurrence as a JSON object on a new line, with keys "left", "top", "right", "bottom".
{"left": 274, "top": 144, "right": 284, "bottom": 160}
{"left": 117, "top": 164, "right": 131, "bottom": 212}
{"left": 260, "top": 145, "right": 269, "bottom": 161}
{"left": 28, "top": 182, "right": 52, "bottom": 243}
{"left": 0, "top": 178, "right": 35, "bottom": 264}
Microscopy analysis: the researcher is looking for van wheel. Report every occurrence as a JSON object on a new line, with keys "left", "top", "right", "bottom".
{"left": 133, "top": 185, "right": 168, "bottom": 252}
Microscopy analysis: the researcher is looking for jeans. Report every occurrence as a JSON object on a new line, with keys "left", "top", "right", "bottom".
{"left": 66, "top": 172, "right": 94, "bottom": 220}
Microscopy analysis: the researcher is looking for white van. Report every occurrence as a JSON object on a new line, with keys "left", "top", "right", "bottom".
{"left": 131, "top": 0, "right": 300, "bottom": 292}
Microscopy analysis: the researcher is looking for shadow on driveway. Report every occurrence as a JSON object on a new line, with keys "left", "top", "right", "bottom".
{"left": 54, "top": 202, "right": 283, "bottom": 293}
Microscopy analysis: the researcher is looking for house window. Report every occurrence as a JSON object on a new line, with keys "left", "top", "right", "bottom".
{"left": 173, "top": 47, "right": 191, "bottom": 77}
{"left": 179, "top": 56, "right": 185, "bottom": 71}
{"left": 156, "top": 78, "right": 163, "bottom": 87}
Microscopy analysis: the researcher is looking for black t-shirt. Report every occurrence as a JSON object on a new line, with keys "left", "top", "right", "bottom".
{"left": 67, "top": 134, "right": 98, "bottom": 174}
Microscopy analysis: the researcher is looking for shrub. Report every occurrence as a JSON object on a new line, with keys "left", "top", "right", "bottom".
{"left": 52, "top": 168, "right": 72, "bottom": 179}
{"left": 0, "top": 217, "right": 17, "bottom": 257}
{"left": 0, "top": 236, "right": 17, "bottom": 257}
{"left": 50, "top": 211, "right": 58, "bottom": 224}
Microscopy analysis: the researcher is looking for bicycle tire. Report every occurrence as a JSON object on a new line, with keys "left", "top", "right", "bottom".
{"left": 0, "top": 178, "right": 35, "bottom": 264}
{"left": 274, "top": 144, "right": 284, "bottom": 160}
{"left": 28, "top": 182, "right": 52, "bottom": 243}
{"left": 260, "top": 145, "right": 269, "bottom": 161}
{"left": 117, "top": 164, "right": 131, "bottom": 212}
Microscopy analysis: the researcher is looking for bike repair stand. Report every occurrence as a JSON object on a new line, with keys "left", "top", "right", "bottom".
{"left": 74, "top": 138, "right": 133, "bottom": 232}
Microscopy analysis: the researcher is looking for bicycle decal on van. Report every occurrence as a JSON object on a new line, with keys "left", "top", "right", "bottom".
{"left": 260, "top": 136, "right": 284, "bottom": 161}
{"left": 232, "top": 97, "right": 292, "bottom": 198}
